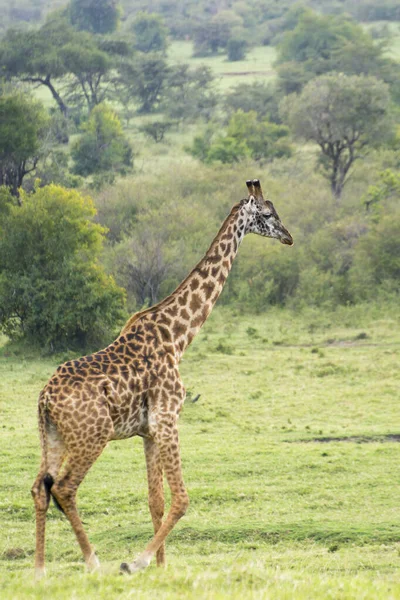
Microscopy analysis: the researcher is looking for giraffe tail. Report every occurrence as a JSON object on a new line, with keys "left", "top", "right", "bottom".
{"left": 37, "top": 392, "right": 65, "bottom": 514}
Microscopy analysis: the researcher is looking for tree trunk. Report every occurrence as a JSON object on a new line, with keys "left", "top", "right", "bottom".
{"left": 44, "top": 76, "right": 69, "bottom": 117}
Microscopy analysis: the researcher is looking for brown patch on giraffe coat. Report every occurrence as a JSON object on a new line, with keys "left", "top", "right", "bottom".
{"left": 191, "top": 305, "right": 209, "bottom": 328}
{"left": 189, "top": 293, "right": 202, "bottom": 313}
{"left": 165, "top": 305, "right": 179, "bottom": 317}
{"left": 196, "top": 267, "right": 209, "bottom": 279}
{"left": 172, "top": 320, "right": 186, "bottom": 338}
{"left": 178, "top": 291, "right": 189, "bottom": 306}
{"left": 201, "top": 281, "right": 215, "bottom": 300}
{"left": 206, "top": 253, "right": 221, "bottom": 264}
{"left": 190, "top": 278, "right": 200, "bottom": 291}
{"left": 180, "top": 308, "right": 190, "bottom": 321}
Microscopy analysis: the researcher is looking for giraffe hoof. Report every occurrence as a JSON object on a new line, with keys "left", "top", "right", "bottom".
{"left": 120, "top": 553, "right": 152, "bottom": 575}
{"left": 35, "top": 567, "right": 46, "bottom": 581}
{"left": 120, "top": 562, "right": 131, "bottom": 574}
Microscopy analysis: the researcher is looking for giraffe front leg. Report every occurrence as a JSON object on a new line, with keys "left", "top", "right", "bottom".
{"left": 120, "top": 419, "right": 189, "bottom": 574}
{"left": 143, "top": 437, "right": 166, "bottom": 567}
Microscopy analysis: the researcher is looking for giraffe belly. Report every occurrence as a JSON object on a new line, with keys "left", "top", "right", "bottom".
{"left": 110, "top": 392, "right": 150, "bottom": 440}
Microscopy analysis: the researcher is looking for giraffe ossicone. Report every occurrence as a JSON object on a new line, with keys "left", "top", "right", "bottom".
{"left": 31, "top": 179, "right": 293, "bottom": 576}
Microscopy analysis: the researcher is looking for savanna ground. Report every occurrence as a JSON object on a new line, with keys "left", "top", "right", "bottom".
{"left": 1, "top": 303, "right": 400, "bottom": 599}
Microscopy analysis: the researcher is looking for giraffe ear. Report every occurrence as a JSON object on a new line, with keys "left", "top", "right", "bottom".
{"left": 252, "top": 179, "right": 264, "bottom": 200}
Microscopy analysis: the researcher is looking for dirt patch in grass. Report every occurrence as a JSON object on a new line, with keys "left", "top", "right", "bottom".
{"left": 294, "top": 434, "right": 400, "bottom": 444}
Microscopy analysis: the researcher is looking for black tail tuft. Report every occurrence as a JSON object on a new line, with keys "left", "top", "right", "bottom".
{"left": 43, "top": 474, "right": 65, "bottom": 515}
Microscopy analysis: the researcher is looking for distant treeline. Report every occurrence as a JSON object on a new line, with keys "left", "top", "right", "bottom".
{"left": 1, "top": 0, "right": 400, "bottom": 36}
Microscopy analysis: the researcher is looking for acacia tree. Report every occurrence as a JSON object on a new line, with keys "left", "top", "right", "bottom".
{"left": 0, "top": 18, "right": 72, "bottom": 116}
{"left": 282, "top": 73, "right": 392, "bottom": 199}
{"left": 116, "top": 54, "right": 169, "bottom": 113}
{"left": 0, "top": 94, "right": 49, "bottom": 199}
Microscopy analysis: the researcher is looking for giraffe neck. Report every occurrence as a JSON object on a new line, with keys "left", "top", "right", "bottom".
{"left": 152, "top": 202, "right": 248, "bottom": 359}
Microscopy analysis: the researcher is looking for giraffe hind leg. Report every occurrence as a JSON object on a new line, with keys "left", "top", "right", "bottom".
{"left": 50, "top": 413, "right": 114, "bottom": 571}
{"left": 31, "top": 432, "right": 65, "bottom": 578}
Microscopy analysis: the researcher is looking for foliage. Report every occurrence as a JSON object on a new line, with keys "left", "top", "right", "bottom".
{"left": 281, "top": 74, "right": 392, "bottom": 198}
{"left": 362, "top": 169, "right": 400, "bottom": 214}
{"left": 350, "top": 209, "right": 400, "bottom": 300}
{"left": 131, "top": 12, "right": 168, "bottom": 54}
{"left": 0, "top": 13, "right": 132, "bottom": 116}
{"left": 276, "top": 10, "right": 400, "bottom": 97}
{"left": 0, "top": 184, "right": 125, "bottom": 349}
{"left": 69, "top": 0, "right": 120, "bottom": 34}
{"left": 71, "top": 104, "right": 132, "bottom": 178}
{"left": 192, "top": 11, "right": 242, "bottom": 56}
{"left": 116, "top": 53, "right": 169, "bottom": 114}
{"left": 61, "top": 32, "right": 113, "bottom": 112}
{"left": 227, "top": 35, "right": 248, "bottom": 61}
{"left": 138, "top": 120, "right": 176, "bottom": 143}
{"left": 0, "top": 16, "right": 73, "bottom": 115}
{"left": 0, "top": 93, "right": 49, "bottom": 198}
{"left": 162, "top": 65, "right": 218, "bottom": 122}
{"left": 224, "top": 82, "right": 282, "bottom": 123}
{"left": 187, "top": 111, "right": 292, "bottom": 164}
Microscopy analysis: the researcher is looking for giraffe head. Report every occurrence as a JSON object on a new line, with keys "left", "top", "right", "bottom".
{"left": 243, "top": 179, "right": 293, "bottom": 246}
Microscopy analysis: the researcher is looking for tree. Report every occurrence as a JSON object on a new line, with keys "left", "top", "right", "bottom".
{"left": 276, "top": 10, "right": 400, "bottom": 96}
{"left": 61, "top": 33, "right": 113, "bottom": 112}
{"left": 69, "top": 0, "right": 120, "bottom": 34}
{"left": 71, "top": 104, "right": 132, "bottom": 178}
{"left": 0, "top": 17, "right": 72, "bottom": 116}
{"left": 131, "top": 12, "right": 168, "bottom": 54}
{"left": 282, "top": 73, "right": 392, "bottom": 199}
{"left": 116, "top": 54, "right": 169, "bottom": 113}
{"left": 139, "top": 120, "right": 176, "bottom": 143}
{"left": 162, "top": 64, "right": 218, "bottom": 122}
{"left": 0, "top": 184, "right": 125, "bottom": 349}
{"left": 0, "top": 94, "right": 49, "bottom": 199}
{"left": 227, "top": 35, "right": 248, "bottom": 61}
{"left": 192, "top": 11, "right": 242, "bottom": 56}
{"left": 0, "top": 14, "right": 132, "bottom": 117}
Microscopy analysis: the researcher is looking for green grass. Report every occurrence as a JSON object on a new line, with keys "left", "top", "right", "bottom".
{"left": 1, "top": 303, "right": 400, "bottom": 598}
{"left": 168, "top": 41, "right": 277, "bottom": 90}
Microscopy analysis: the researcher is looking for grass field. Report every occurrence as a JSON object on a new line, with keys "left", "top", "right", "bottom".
{"left": 1, "top": 303, "right": 400, "bottom": 599}
{"left": 168, "top": 41, "right": 277, "bottom": 90}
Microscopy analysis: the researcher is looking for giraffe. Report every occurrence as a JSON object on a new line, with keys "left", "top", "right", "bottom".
{"left": 31, "top": 179, "right": 293, "bottom": 578}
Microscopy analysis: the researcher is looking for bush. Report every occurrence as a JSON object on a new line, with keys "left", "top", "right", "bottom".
{"left": 227, "top": 36, "right": 248, "bottom": 61}
{"left": 71, "top": 104, "right": 132, "bottom": 178}
{"left": 187, "top": 110, "right": 292, "bottom": 164}
{"left": 350, "top": 212, "right": 400, "bottom": 301}
{"left": 0, "top": 184, "right": 125, "bottom": 350}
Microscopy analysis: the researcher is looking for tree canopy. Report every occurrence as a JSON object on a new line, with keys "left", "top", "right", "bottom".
{"left": 71, "top": 104, "right": 132, "bottom": 179}
{"left": 282, "top": 73, "right": 393, "bottom": 198}
{"left": 0, "top": 94, "right": 49, "bottom": 198}
{"left": 0, "top": 184, "right": 125, "bottom": 349}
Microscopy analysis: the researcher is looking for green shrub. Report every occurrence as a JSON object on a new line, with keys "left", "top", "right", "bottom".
{"left": 71, "top": 104, "right": 132, "bottom": 178}
{"left": 0, "top": 184, "right": 125, "bottom": 350}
